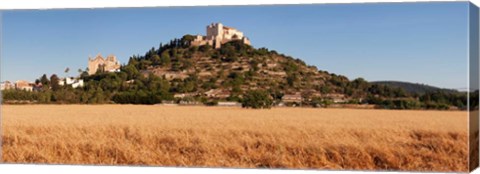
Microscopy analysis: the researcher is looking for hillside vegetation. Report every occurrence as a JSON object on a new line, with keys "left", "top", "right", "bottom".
{"left": 2, "top": 35, "right": 477, "bottom": 110}
{"left": 372, "top": 81, "right": 459, "bottom": 95}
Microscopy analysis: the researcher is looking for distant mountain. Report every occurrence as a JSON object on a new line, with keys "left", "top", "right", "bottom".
{"left": 371, "top": 81, "right": 459, "bottom": 95}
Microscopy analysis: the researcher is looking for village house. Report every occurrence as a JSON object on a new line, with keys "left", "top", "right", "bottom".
{"left": 217, "top": 101, "right": 242, "bottom": 107}
{"left": 266, "top": 62, "right": 278, "bottom": 69}
{"left": 266, "top": 70, "right": 287, "bottom": 77}
{"left": 191, "top": 23, "right": 251, "bottom": 49}
{"left": 144, "top": 69, "right": 189, "bottom": 80}
{"left": 32, "top": 82, "right": 43, "bottom": 91}
{"left": 59, "top": 77, "right": 84, "bottom": 88}
{"left": 0, "top": 81, "right": 14, "bottom": 90}
{"left": 88, "top": 54, "right": 121, "bottom": 75}
{"left": 15, "top": 80, "right": 33, "bottom": 91}
{"left": 179, "top": 100, "right": 202, "bottom": 106}
{"left": 158, "top": 100, "right": 178, "bottom": 106}
{"left": 204, "top": 89, "right": 231, "bottom": 98}
{"left": 173, "top": 93, "right": 198, "bottom": 99}
{"left": 324, "top": 93, "right": 347, "bottom": 103}
{"left": 282, "top": 93, "right": 303, "bottom": 103}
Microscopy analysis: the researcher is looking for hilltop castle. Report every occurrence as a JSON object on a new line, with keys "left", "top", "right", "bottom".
{"left": 191, "top": 23, "right": 251, "bottom": 49}
{"left": 88, "top": 54, "right": 121, "bottom": 75}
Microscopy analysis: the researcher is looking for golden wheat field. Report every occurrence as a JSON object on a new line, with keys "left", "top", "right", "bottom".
{"left": 1, "top": 105, "right": 469, "bottom": 172}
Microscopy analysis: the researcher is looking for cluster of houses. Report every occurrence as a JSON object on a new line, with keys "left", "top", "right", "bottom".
{"left": 0, "top": 77, "right": 85, "bottom": 91}
{"left": 1, "top": 80, "right": 42, "bottom": 91}
{"left": 171, "top": 88, "right": 348, "bottom": 107}
{"left": 1, "top": 53, "right": 122, "bottom": 92}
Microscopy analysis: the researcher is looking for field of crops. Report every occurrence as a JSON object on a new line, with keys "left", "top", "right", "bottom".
{"left": 1, "top": 105, "right": 469, "bottom": 172}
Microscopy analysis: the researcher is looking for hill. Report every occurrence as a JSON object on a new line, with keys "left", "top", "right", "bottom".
{"left": 111, "top": 36, "right": 412, "bottom": 106}
{"left": 372, "top": 81, "right": 459, "bottom": 95}
{"left": 1, "top": 34, "right": 472, "bottom": 110}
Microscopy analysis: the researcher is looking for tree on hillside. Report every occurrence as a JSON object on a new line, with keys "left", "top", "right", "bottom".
{"left": 199, "top": 44, "right": 212, "bottom": 52}
{"left": 242, "top": 90, "right": 273, "bottom": 109}
{"left": 220, "top": 44, "right": 238, "bottom": 62}
{"left": 151, "top": 54, "right": 161, "bottom": 65}
{"left": 286, "top": 73, "right": 299, "bottom": 87}
{"left": 181, "top": 34, "right": 195, "bottom": 46}
{"left": 160, "top": 51, "right": 171, "bottom": 66}
{"left": 121, "top": 64, "right": 139, "bottom": 80}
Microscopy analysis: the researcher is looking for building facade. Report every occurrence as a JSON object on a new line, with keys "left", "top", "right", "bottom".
{"left": 14, "top": 80, "right": 33, "bottom": 91}
{"left": 0, "top": 81, "right": 14, "bottom": 90}
{"left": 282, "top": 94, "right": 303, "bottom": 103}
{"left": 191, "top": 23, "right": 251, "bottom": 49}
{"left": 88, "top": 54, "right": 121, "bottom": 75}
{"left": 59, "top": 77, "right": 84, "bottom": 89}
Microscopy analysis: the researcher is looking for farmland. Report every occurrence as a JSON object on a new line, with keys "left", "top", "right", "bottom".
{"left": 1, "top": 105, "right": 469, "bottom": 172}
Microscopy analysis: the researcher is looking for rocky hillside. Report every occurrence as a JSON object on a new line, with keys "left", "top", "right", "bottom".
{"left": 136, "top": 39, "right": 336, "bottom": 97}
{"left": 115, "top": 35, "right": 417, "bottom": 106}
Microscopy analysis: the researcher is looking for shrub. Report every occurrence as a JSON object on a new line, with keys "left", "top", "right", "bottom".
{"left": 242, "top": 90, "right": 273, "bottom": 109}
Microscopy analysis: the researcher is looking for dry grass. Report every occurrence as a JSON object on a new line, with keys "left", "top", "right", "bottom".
{"left": 1, "top": 105, "right": 469, "bottom": 172}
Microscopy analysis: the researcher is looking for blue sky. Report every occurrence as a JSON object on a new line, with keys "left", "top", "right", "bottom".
{"left": 1, "top": 2, "right": 470, "bottom": 89}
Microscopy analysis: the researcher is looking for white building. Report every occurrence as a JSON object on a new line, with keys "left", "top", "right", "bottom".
{"left": 217, "top": 101, "right": 242, "bottom": 107}
{"left": 1, "top": 81, "right": 13, "bottom": 90}
{"left": 324, "top": 93, "right": 347, "bottom": 103}
{"left": 59, "top": 77, "right": 84, "bottom": 88}
{"left": 282, "top": 94, "right": 303, "bottom": 103}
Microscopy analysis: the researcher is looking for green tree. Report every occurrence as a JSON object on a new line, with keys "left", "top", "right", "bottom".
{"left": 286, "top": 73, "right": 299, "bottom": 87}
{"left": 319, "top": 85, "right": 331, "bottom": 94}
{"left": 160, "top": 51, "right": 171, "bottom": 66}
{"left": 181, "top": 34, "right": 195, "bottom": 46}
{"left": 122, "top": 64, "right": 139, "bottom": 80}
{"left": 50, "top": 74, "right": 61, "bottom": 91}
{"left": 220, "top": 44, "right": 238, "bottom": 62}
{"left": 151, "top": 54, "right": 161, "bottom": 65}
{"left": 242, "top": 90, "right": 273, "bottom": 109}
{"left": 40, "top": 74, "right": 50, "bottom": 86}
